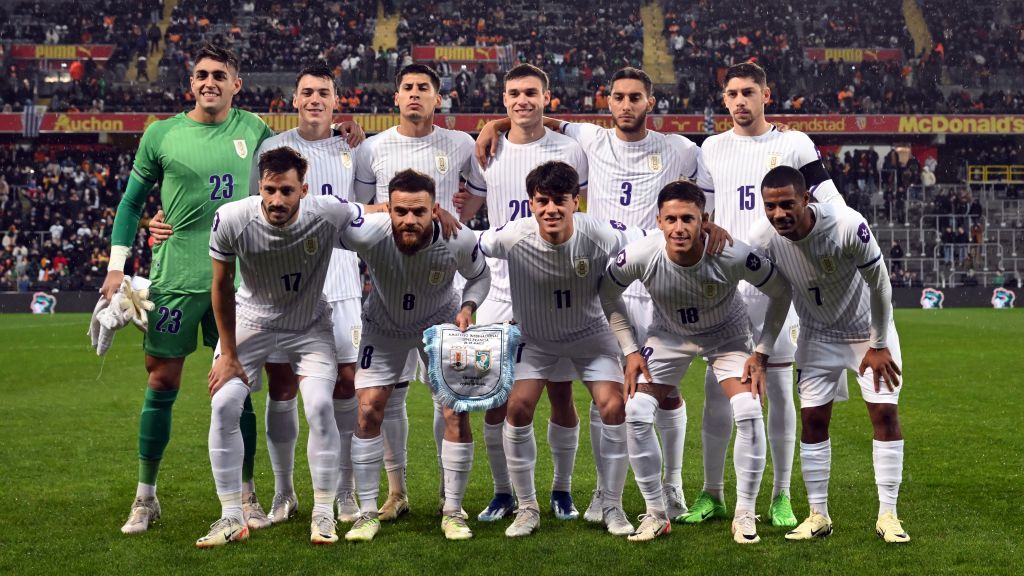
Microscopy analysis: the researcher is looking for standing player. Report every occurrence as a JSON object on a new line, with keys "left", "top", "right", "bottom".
{"left": 200, "top": 147, "right": 370, "bottom": 546}
{"left": 247, "top": 62, "right": 364, "bottom": 525}
{"left": 340, "top": 170, "right": 490, "bottom": 542}
{"left": 351, "top": 63, "right": 484, "bottom": 521}
{"left": 599, "top": 181, "right": 791, "bottom": 543}
{"left": 456, "top": 63, "right": 590, "bottom": 522}
{"left": 478, "top": 161, "right": 635, "bottom": 538}
{"left": 475, "top": 66, "right": 705, "bottom": 523}
{"left": 103, "top": 44, "right": 278, "bottom": 535}
{"left": 759, "top": 166, "right": 908, "bottom": 543}
{"left": 685, "top": 62, "right": 846, "bottom": 527}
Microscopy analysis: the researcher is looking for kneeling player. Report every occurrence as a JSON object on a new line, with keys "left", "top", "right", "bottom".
{"left": 340, "top": 170, "right": 490, "bottom": 542}
{"left": 600, "top": 181, "right": 791, "bottom": 543}
{"left": 760, "top": 166, "right": 909, "bottom": 543}
{"left": 478, "top": 161, "right": 637, "bottom": 538}
{"left": 200, "top": 147, "right": 370, "bottom": 547}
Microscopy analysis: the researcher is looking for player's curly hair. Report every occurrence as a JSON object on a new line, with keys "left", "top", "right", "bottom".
{"left": 761, "top": 165, "right": 807, "bottom": 194}
{"left": 526, "top": 161, "right": 579, "bottom": 200}
{"left": 194, "top": 43, "right": 240, "bottom": 74}
{"left": 258, "top": 146, "right": 308, "bottom": 182}
{"left": 657, "top": 180, "right": 705, "bottom": 211}
{"left": 389, "top": 169, "right": 436, "bottom": 199}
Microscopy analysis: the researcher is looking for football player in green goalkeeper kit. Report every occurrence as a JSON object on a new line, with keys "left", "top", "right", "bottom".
{"left": 101, "top": 44, "right": 360, "bottom": 536}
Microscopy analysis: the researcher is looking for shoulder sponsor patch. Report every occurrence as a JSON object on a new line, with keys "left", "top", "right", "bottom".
{"left": 857, "top": 222, "right": 871, "bottom": 243}
{"left": 745, "top": 253, "right": 762, "bottom": 271}
{"left": 615, "top": 249, "right": 626, "bottom": 267}
{"left": 609, "top": 219, "right": 626, "bottom": 231}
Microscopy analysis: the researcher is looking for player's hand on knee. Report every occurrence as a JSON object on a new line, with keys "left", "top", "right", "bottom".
{"left": 623, "top": 352, "right": 651, "bottom": 400}
{"left": 332, "top": 121, "right": 366, "bottom": 147}
{"left": 148, "top": 209, "right": 173, "bottom": 245}
{"left": 859, "top": 347, "right": 901, "bottom": 392}
{"left": 208, "top": 352, "right": 248, "bottom": 396}
{"left": 100, "top": 270, "right": 125, "bottom": 301}
{"left": 474, "top": 121, "right": 500, "bottom": 168}
{"left": 435, "top": 206, "right": 462, "bottom": 239}
{"left": 702, "top": 220, "right": 733, "bottom": 254}
{"left": 742, "top": 352, "right": 769, "bottom": 405}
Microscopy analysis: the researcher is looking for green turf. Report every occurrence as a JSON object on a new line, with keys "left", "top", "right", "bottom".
{"left": 0, "top": 310, "right": 1020, "bottom": 575}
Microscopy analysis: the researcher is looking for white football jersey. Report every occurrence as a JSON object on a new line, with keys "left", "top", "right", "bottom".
{"left": 565, "top": 122, "right": 699, "bottom": 228}
{"left": 210, "top": 195, "right": 363, "bottom": 332}
{"left": 478, "top": 213, "right": 640, "bottom": 342}
{"left": 765, "top": 203, "right": 884, "bottom": 343}
{"left": 476, "top": 129, "right": 588, "bottom": 302}
{"left": 605, "top": 234, "right": 780, "bottom": 344}
{"left": 338, "top": 212, "right": 486, "bottom": 339}
{"left": 253, "top": 129, "right": 361, "bottom": 301}
{"left": 353, "top": 126, "right": 484, "bottom": 216}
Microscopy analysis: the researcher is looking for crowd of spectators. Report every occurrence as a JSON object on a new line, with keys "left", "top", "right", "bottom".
{"left": 0, "top": 145, "right": 157, "bottom": 292}
{"left": 922, "top": 1, "right": 1024, "bottom": 89}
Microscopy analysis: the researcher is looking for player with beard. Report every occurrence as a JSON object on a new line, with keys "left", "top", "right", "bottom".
{"left": 339, "top": 170, "right": 491, "bottom": 542}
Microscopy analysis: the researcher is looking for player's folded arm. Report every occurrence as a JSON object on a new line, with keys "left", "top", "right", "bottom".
{"left": 599, "top": 265, "right": 639, "bottom": 355}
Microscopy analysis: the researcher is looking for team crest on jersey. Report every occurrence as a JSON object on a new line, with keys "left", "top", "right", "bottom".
{"left": 703, "top": 282, "right": 719, "bottom": 299}
{"left": 429, "top": 269, "right": 445, "bottom": 285}
{"left": 341, "top": 151, "right": 352, "bottom": 169}
{"left": 474, "top": 350, "right": 492, "bottom": 373}
{"left": 304, "top": 237, "right": 319, "bottom": 255}
{"left": 648, "top": 154, "right": 663, "bottom": 173}
{"left": 574, "top": 257, "right": 590, "bottom": 277}
{"left": 234, "top": 139, "right": 248, "bottom": 159}
{"left": 766, "top": 152, "right": 783, "bottom": 170}
{"left": 790, "top": 324, "right": 800, "bottom": 345}
{"left": 450, "top": 346, "right": 468, "bottom": 371}
{"left": 351, "top": 327, "right": 362, "bottom": 348}
{"left": 820, "top": 255, "right": 838, "bottom": 274}
{"left": 436, "top": 154, "right": 450, "bottom": 175}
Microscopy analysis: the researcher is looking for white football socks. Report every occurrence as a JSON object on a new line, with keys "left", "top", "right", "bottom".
{"left": 547, "top": 420, "right": 579, "bottom": 493}
{"left": 766, "top": 366, "right": 796, "bottom": 498}
{"left": 626, "top": 392, "right": 664, "bottom": 515}
{"left": 601, "top": 422, "right": 628, "bottom": 507}
{"left": 441, "top": 439, "right": 474, "bottom": 515}
{"left": 266, "top": 397, "right": 298, "bottom": 497}
{"left": 801, "top": 439, "right": 832, "bottom": 518}
{"left": 209, "top": 379, "right": 248, "bottom": 522}
{"left": 589, "top": 402, "right": 605, "bottom": 492}
{"left": 701, "top": 368, "right": 732, "bottom": 499}
{"left": 504, "top": 422, "right": 538, "bottom": 507}
{"left": 333, "top": 397, "right": 357, "bottom": 497}
{"left": 351, "top": 435, "right": 385, "bottom": 514}
{"left": 484, "top": 421, "right": 512, "bottom": 495}
{"left": 299, "top": 377, "right": 340, "bottom": 518}
{"left": 873, "top": 439, "right": 904, "bottom": 516}
{"left": 655, "top": 400, "right": 686, "bottom": 491}
{"left": 731, "top": 394, "right": 767, "bottom": 514}
{"left": 381, "top": 386, "right": 409, "bottom": 496}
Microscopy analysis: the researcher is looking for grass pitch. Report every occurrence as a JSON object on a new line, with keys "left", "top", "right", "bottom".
{"left": 0, "top": 309, "right": 1020, "bottom": 575}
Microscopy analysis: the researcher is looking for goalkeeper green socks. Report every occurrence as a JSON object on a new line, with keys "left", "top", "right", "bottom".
{"left": 138, "top": 388, "right": 179, "bottom": 486}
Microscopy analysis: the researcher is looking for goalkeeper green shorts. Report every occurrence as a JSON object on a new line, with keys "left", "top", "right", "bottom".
{"left": 143, "top": 292, "right": 219, "bottom": 359}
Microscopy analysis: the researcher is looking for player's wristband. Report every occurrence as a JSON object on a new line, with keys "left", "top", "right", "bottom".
{"left": 108, "top": 245, "right": 131, "bottom": 272}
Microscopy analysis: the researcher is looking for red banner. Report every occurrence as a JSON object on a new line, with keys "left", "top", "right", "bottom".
{"left": 1, "top": 113, "right": 1023, "bottom": 135}
{"left": 412, "top": 46, "right": 499, "bottom": 62}
{"left": 804, "top": 48, "right": 904, "bottom": 62}
{"left": 9, "top": 44, "right": 116, "bottom": 61}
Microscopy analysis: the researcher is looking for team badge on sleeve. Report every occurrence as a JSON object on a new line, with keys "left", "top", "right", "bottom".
{"left": 233, "top": 139, "right": 248, "bottom": 159}
{"left": 648, "top": 154, "right": 663, "bottom": 172}
{"left": 574, "top": 257, "right": 591, "bottom": 277}
{"left": 436, "top": 153, "right": 450, "bottom": 174}
{"left": 857, "top": 222, "right": 871, "bottom": 243}
{"left": 745, "top": 253, "right": 762, "bottom": 271}
{"left": 423, "top": 322, "right": 521, "bottom": 412}
{"left": 615, "top": 249, "right": 626, "bottom": 267}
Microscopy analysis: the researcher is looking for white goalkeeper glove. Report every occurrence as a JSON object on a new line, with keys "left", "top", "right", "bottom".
{"left": 87, "top": 276, "right": 156, "bottom": 356}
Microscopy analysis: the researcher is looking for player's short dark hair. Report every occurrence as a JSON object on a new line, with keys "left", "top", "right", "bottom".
{"left": 396, "top": 64, "right": 441, "bottom": 92}
{"left": 610, "top": 67, "right": 652, "bottom": 96}
{"left": 526, "top": 161, "right": 579, "bottom": 200}
{"left": 388, "top": 169, "right": 436, "bottom": 200}
{"left": 258, "top": 146, "right": 308, "bottom": 182}
{"left": 194, "top": 43, "right": 240, "bottom": 74}
{"left": 657, "top": 180, "right": 706, "bottom": 211}
{"left": 296, "top": 61, "right": 337, "bottom": 92}
{"left": 504, "top": 63, "right": 549, "bottom": 91}
{"left": 761, "top": 165, "right": 807, "bottom": 194}
{"left": 723, "top": 61, "right": 767, "bottom": 89}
